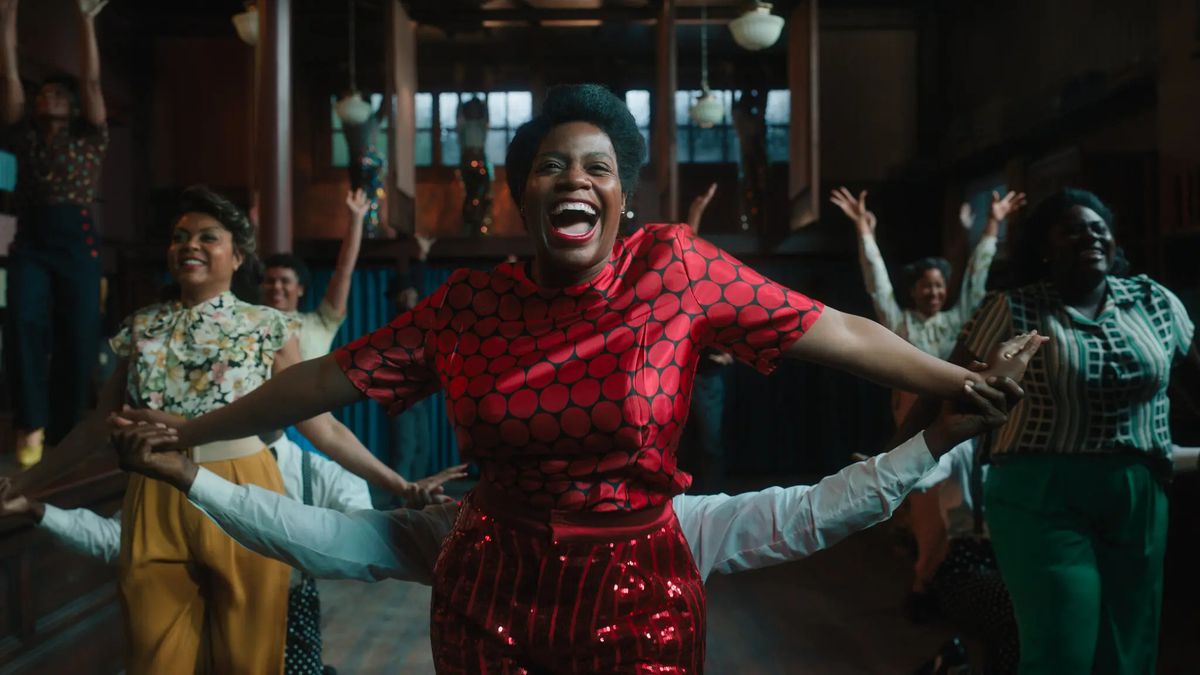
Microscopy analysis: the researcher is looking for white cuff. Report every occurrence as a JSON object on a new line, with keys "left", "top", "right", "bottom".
{"left": 876, "top": 432, "right": 939, "bottom": 482}
{"left": 38, "top": 503, "right": 71, "bottom": 533}
{"left": 187, "top": 467, "right": 239, "bottom": 511}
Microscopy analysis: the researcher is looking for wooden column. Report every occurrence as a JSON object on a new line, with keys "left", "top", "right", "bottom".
{"left": 788, "top": 0, "right": 819, "bottom": 229}
{"left": 389, "top": 0, "right": 418, "bottom": 235}
{"left": 257, "top": 0, "right": 292, "bottom": 255}
{"left": 654, "top": 0, "right": 678, "bottom": 222}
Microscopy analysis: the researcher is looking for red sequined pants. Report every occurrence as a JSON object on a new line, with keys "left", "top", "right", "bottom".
{"left": 431, "top": 487, "right": 706, "bottom": 674}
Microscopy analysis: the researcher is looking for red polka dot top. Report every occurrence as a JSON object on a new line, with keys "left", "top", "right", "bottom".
{"left": 335, "top": 224, "right": 824, "bottom": 512}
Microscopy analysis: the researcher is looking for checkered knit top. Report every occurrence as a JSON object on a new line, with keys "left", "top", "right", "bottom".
{"left": 960, "top": 275, "right": 1194, "bottom": 459}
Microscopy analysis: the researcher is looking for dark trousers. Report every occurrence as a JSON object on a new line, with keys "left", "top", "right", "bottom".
{"left": 4, "top": 204, "right": 100, "bottom": 444}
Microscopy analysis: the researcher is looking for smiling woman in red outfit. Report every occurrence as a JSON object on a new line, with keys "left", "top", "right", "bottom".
{"left": 116, "top": 85, "right": 1024, "bottom": 673}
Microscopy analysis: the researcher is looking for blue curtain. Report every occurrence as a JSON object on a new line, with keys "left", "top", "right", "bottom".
{"left": 299, "top": 265, "right": 461, "bottom": 475}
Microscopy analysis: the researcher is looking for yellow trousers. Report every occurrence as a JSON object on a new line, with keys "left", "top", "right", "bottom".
{"left": 118, "top": 448, "right": 290, "bottom": 675}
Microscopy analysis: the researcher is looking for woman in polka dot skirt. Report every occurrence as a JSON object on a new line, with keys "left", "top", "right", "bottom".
{"left": 117, "top": 84, "right": 1032, "bottom": 674}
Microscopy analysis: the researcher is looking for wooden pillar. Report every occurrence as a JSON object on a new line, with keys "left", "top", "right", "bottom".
{"left": 788, "top": 0, "right": 819, "bottom": 230}
{"left": 389, "top": 0, "right": 417, "bottom": 235}
{"left": 654, "top": 0, "right": 678, "bottom": 222}
{"left": 257, "top": 0, "right": 292, "bottom": 255}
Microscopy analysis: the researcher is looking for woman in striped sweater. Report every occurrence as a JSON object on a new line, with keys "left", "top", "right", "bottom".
{"left": 905, "top": 188, "right": 1200, "bottom": 674}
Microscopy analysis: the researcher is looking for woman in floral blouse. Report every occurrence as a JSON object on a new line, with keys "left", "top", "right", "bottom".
{"left": 10, "top": 187, "right": 456, "bottom": 674}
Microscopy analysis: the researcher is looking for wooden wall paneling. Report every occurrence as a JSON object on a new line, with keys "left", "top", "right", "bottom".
{"left": 788, "top": 0, "right": 819, "bottom": 230}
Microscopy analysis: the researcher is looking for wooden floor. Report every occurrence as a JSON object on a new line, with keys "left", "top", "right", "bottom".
{"left": 317, "top": 521, "right": 950, "bottom": 674}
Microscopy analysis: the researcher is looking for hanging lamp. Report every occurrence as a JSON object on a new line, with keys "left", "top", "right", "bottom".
{"left": 335, "top": 0, "right": 372, "bottom": 125}
{"left": 232, "top": 2, "right": 258, "bottom": 46}
{"left": 689, "top": 5, "right": 723, "bottom": 128}
{"left": 729, "top": 1, "right": 784, "bottom": 51}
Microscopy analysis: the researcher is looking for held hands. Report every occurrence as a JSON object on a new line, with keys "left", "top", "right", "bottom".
{"left": 925, "top": 332, "right": 1046, "bottom": 455}
{"left": 109, "top": 419, "right": 199, "bottom": 492}
{"left": 687, "top": 183, "right": 717, "bottom": 232}
{"left": 0, "top": 476, "right": 42, "bottom": 522}
{"left": 346, "top": 188, "right": 370, "bottom": 223}
{"left": 830, "top": 187, "right": 877, "bottom": 237}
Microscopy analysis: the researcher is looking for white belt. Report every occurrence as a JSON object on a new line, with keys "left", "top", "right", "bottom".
{"left": 186, "top": 436, "right": 265, "bottom": 464}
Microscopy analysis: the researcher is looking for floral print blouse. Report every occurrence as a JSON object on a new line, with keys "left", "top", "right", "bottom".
{"left": 110, "top": 292, "right": 296, "bottom": 419}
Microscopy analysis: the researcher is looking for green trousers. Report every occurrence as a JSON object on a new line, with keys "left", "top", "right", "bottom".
{"left": 985, "top": 454, "right": 1167, "bottom": 675}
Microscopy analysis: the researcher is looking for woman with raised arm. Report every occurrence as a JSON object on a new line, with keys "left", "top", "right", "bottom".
{"left": 829, "top": 186, "right": 1024, "bottom": 358}
{"left": 1, "top": 0, "right": 110, "bottom": 467}
{"left": 115, "top": 85, "right": 1035, "bottom": 673}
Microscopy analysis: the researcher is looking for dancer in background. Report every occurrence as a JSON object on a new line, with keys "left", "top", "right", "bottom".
{"left": 6, "top": 187, "right": 458, "bottom": 674}
{"left": 830, "top": 187, "right": 1025, "bottom": 419}
{"left": 898, "top": 188, "right": 1200, "bottom": 675}
{"left": 1, "top": 0, "right": 110, "bottom": 467}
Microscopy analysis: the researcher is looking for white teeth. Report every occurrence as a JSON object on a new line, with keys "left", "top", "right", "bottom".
{"left": 550, "top": 201, "right": 597, "bottom": 216}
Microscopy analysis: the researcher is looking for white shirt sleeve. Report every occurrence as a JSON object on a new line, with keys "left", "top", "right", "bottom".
{"left": 945, "top": 234, "right": 998, "bottom": 328}
{"left": 187, "top": 467, "right": 456, "bottom": 583}
{"left": 674, "top": 432, "right": 937, "bottom": 582}
{"left": 856, "top": 234, "right": 905, "bottom": 332}
{"left": 308, "top": 450, "right": 374, "bottom": 512}
{"left": 38, "top": 505, "right": 123, "bottom": 564}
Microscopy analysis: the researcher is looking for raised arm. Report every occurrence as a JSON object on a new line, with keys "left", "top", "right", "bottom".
{"left": 946, "top": 191, "right": 1025, "bottom": 325}
{"left": 687, "top": 182, "right": 717, "bottom": 232}
{"left": 830, "top": 187, "right": 903, "bottom": 331}
{"left": 77, "top": 0, "right": 107, "bottom": 128}
{"left": 322, "top": 189, "right": 368, "bottom": 317}
{"left": 0, "top": 0, "right": 23, "bottom": 126}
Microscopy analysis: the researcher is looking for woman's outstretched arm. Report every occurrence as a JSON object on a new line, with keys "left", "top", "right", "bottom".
{"left": 114, "top": 353, "right": 361, "bottom": 449}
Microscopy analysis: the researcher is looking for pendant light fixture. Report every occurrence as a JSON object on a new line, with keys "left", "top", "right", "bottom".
{"left": 689, "top": 5, "right": 723, "bottom": 128}
{"left": 335, "top": 0, "right": 372, "bottom": 125}
{"left": 729, "top": 1, "right": 785, "bottom": 51}
{"left": 232, "top": 2, "right": 258, "bottom": 46}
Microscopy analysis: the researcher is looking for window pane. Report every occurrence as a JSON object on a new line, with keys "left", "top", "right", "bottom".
{"left": 441, "top": 129, "right": 460, "bottom": 166}
{"left": 439, "top": 93, "right": 459, "bottom": 130}
{"left": 330, "top": 95, "right": 342, "bottom": 130}
{"left": 332, "top": 133, "right": 349, "bottom": 167}
{"left": 415, "top": 130, "right": 432, "bottom": 166}
{"left": 692, "top": 126, "right": 724, "bottom": 163}
{"left": 766, "top": 89, "right": 790, "bottom": 124}
{"left": 486, "top": 129, "right": 507, "bottom": 166}
{"left": 625, "top": 90, "right": 651, "bottom": 128}
{"left": 487, "top": 93, "right": 506, "bottom": 128}
{"left": 676, "top": 127, "right": 690, "bottom": 163}
{"left": 507, "top": 91, "right": 532, "bottom": 127}
{"left": 675, "top": 90, "right": 694, "bottom": 126}
{"left": 416, "top": 93, "right": 433, "bottom": 129}
{"left": 767, "top": 126, "right": 789, "bottom": 163}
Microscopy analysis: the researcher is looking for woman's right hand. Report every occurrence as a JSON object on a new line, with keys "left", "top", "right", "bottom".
{"left": 401, "top": 463, "right": 470, "bottom": 508}
{"left": 830, "top": 187, "right": 877, "bottom": 236}
{"left": 110, "top": 422, "right": 199, "bottom": 493}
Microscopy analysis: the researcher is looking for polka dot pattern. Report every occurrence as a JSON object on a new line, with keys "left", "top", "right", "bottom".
{"left": 335, "top": 223, "right": 823, "bottom": 511}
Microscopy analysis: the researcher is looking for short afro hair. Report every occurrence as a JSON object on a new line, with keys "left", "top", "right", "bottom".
{"left": 1011, "top": 188, "right": 1124, "bottom": 286}
{"left": 505, "top": 84, "right": 646, "bottom": 208}
{"left": 901, "top": 257, "right": 952, "bottom": 298}
{"left": 263, "top": 253, "right": 311, "bottom": 290}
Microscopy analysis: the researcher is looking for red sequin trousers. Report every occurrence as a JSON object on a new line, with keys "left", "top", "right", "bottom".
{"left": 430, "top": 485, "right": 706, "bottom": 674}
